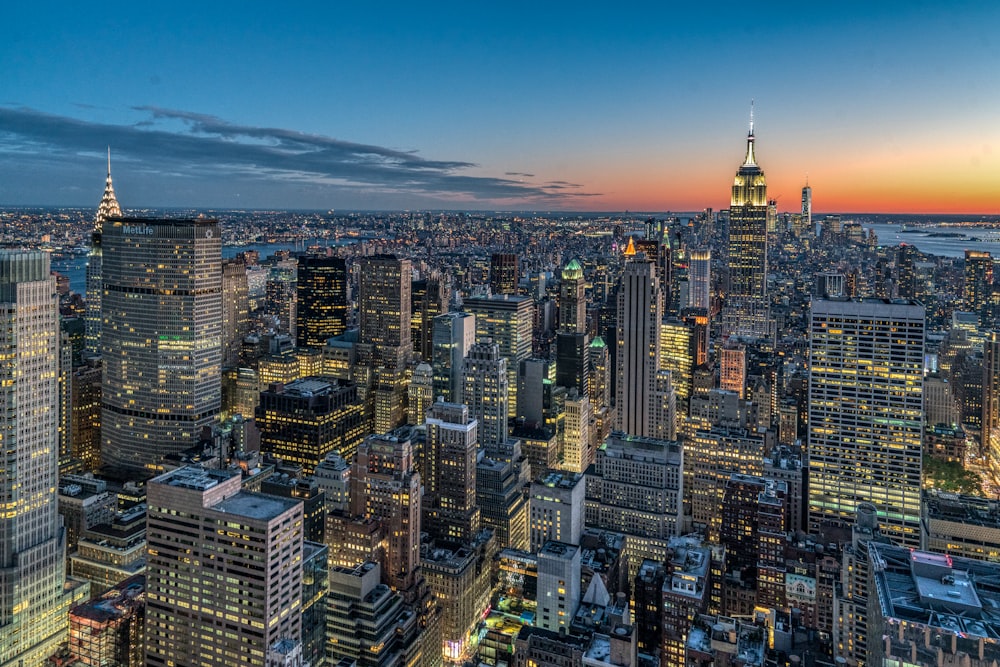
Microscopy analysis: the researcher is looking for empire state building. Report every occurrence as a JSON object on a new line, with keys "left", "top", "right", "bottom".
{"left": 728, "top": 112, "right": 768, "bottom": 298}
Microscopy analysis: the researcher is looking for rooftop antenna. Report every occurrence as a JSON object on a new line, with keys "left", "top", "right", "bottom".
{"left": 749, "top": 100, "right": 755, "bottom": 136}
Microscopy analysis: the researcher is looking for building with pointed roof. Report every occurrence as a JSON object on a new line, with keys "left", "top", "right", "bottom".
{"left": 728, "top": 107, "right": 768, "bottom": 299}
{"left": 85, "top": 149, "right": 122, "bottom": 356}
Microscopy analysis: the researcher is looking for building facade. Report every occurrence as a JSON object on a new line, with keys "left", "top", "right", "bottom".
{"left": 0, "top": 251, "right": 85, "bottom": 664}
{"left": 808, "top": 298, "right": 925, "bottom": 547}
{"left": 615, "top": 258, "right": 663, "bottom": 437}
{"left": 296, "top": 255, "right": 348, "bottom": 350}
{"left": 145, "top": 467, "right": 304, "bottom": 666}
{"left": 100, "top": 218, "right": 222, "bottom": 471}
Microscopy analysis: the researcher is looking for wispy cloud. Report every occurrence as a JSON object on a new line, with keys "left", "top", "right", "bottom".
{"left": 0, "top": 106, "right": 598, "bottom": 205}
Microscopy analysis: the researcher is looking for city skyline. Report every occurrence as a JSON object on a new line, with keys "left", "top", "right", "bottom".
{"left": 2, "top": 3, "right": 998, "bottom": 213}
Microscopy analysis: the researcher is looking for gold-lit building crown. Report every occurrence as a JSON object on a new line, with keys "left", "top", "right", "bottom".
{"left": 731, "top": 132, "right": 767, "bottom": 207}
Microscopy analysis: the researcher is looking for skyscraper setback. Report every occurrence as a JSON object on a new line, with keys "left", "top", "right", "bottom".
{"left": 100, "top": 218, "right": 222, "bottom": 472}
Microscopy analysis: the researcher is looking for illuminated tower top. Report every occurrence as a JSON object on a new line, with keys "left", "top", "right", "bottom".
{"left": 728, "top": 105, "right": 769, "bottom": 300}
{"left": 95, "top": 147, "right": 122, "bottom": 231}
{"left": 731, "top": 106, "right": 767, "bottom": 208}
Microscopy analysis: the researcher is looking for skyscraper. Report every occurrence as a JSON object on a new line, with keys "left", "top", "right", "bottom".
{"left": 489, "top": 253, "right": 519, "bottom": 296}
{"left": 100, "top": 218, "right": 222, "bottom": 472}
{"left": 984, "top": 332, "right": 1000, "bottom": 479}
{"left": 256, "top": 377, "right": 367, "bottom": 473}
{"left": 808, "top": 298, "right": 924, "bottom": 547}
{"left": 350, "top": 430, "right": 422, "bottom": 591}
{"left": 0, "top": 251, "right": 84, "bottom": 664}
{"left": 221, "top": 258, "right": 250, "bottom": 366}
{"left": 801, "top": 179, "right": 812, "bottom": 233}
{"left": 85, "top": 149, "right": 122, "bottom": 357}
{"left": 728, "top": 111, "right": 768, "bottom": 298}
{"left": 411, "top": 277, "right": 447, "bottom": 360}
{"left": 464, "top": 295, "right": 533, "bottom": 420}
{"left": 422, "top": 401, "right": 480, "bottom": 542}
{"left": 462, "top": 340, "right": 509, "bottom": 450}
{"left": 556, "top": 259, "right": 589, "bottom": 393}
{"left": 562, "top": 389, "right": 593, "bottom": 474}
{"left": 264, "top": 257, "right": 297, "bottom": 337}
{"left": 145, "top": 467, "right": 304, "bottom": 666}
{"left": 615, "top": 257, "right": 663, "bottom": 437}
{"left": 358, "top": 254, "right": 412, "bottom": 369}
{"left": 431, "top": 312, "right": 476, "bottom": 404}
{"left": 687, "top": 247, "right": 711, "bottom": 311}
{"left": 559, "top": 259, "right": 586, "bottom": 334}
{"left": 719, "top": 342, "right": 746, "bottom": 399}
{"left": 964, "top": 250, "right": 994, "bottom": 323}
{"left": 660, "top": 317, "right": 695, "bottom": 403}
{"left": 297, "top": 254, "right": 348, "bottom": 349}
{"left": 896, "top": 244, "right": 919, "bottom": 299}
{"left": 358, "top": 255, "right": 412, "bottom": 433}
{"left": 408, "top": 361, "right": 434, "bottom": 426}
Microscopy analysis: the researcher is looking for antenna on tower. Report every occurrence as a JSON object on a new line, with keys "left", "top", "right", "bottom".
{"left": 107, "top": 146, "right": 112, "bottom": 178}
{"left": 749, "top": 100, "right": 755, "bottom": 136}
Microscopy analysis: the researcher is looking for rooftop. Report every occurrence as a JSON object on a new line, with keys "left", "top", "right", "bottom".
{"left": 924, "top": 489, "right": 1000, "bottom": 529}
{"left": 539, "top": 541, "right": 579, "bottom": 560}
{"left": 153, "top": 466, "right": 238, "bottom": 492}
{"left": 538, "top": 470, "right": 583, "bottom": 489}
{"left": 281, "top": 377, "right": 335, "bottom": 396}
{"left": 214, "top": 491, "right": 300, "bottom": 521}
{"left": 871, "top": 543, "right": 1000, "bottom": 641}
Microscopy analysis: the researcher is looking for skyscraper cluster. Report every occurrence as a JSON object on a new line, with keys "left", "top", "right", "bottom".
{"left": 13, "top": 111, "right": 999, "bottom": 667}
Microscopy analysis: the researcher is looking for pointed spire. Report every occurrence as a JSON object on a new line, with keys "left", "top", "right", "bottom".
{"left": 742, "top": 101, "right": 757, "bottom": 168}
{"left": 95, "top": 148, "right": 122, "bottom": 231}
{"left": 623, "top": 236, "right": 636, "bottom": 257}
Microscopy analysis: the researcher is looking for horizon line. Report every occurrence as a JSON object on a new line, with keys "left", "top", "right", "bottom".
{"left": 3, "top": 204, "right": 1000, "bottom": 219}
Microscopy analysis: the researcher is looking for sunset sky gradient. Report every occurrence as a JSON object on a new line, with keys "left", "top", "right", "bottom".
{"left": 1, "top": 2, "right": 998, "bottom": 213}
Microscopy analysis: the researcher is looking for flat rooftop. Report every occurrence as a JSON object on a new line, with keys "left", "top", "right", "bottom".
{"left": 538, "top": 470, "right": 583, "bottom": 489}
{"left": 214, "top": 491, "right": 300, "bottom": 521}
{"left": 539, "top": 541, "right": 579, "bottom": 560}
{"left": 153, "top": 466, "right": 238, "bottom": 492}
{"left": 924, "top": 489, "right": 1000, "bottom": 530}
{"left": 871, "top": 543, "right": 1000, "bottom": 641}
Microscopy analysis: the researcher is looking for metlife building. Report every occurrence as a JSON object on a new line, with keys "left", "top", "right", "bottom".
{"left": 100, "top": 218, "right": 222, "bottom": 473}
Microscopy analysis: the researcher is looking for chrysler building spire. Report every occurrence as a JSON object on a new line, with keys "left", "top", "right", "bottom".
{"left": 95, "top": 147, "right": 122, "bottom": 231}
{"left": 86, "top": 148, "right": 122, "bottom": 356}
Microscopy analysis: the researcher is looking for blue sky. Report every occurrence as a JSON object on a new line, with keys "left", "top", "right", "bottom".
{"left": 2, "top": 2, "right": 998, "bottom": 212}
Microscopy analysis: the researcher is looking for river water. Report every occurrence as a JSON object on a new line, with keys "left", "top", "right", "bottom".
{"left": 864, "top": 223, "right": 1000, "bottom": 259}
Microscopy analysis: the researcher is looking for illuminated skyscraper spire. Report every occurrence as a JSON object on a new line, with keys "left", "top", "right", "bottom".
{"left": 85, "top": 148, "right": 122, "bottom": 356}
{"left": 729, "top": 104, "right": 768, "bottom": 298}
{"left": 743, "top": 101, "right": 757, "bottom": 167}
{"left": 95, "top": 147, "right": 122, "bottom": 231}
